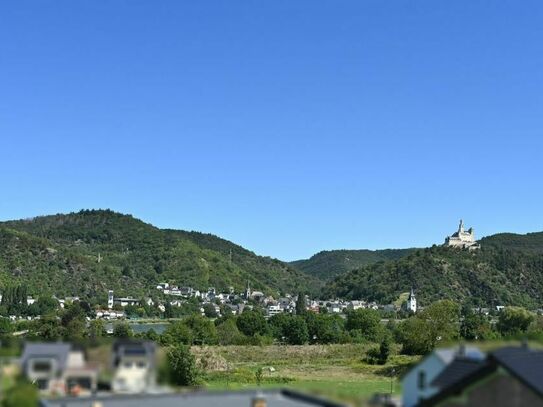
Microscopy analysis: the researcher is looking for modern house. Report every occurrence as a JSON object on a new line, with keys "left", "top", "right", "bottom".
{"left": 21, "top": 342, "right": 98, "bottom": 396}
{"left": 421, "top": 345, "right": 543, "bottom": 406}
{"left": 401, "top": 346, "right": 484, "bottom": 407}
{"left": 111, "top": 340, "right": 157, "bottom": 394}
{"left": 40, "top": 389, "right": 347, "bottom": 407}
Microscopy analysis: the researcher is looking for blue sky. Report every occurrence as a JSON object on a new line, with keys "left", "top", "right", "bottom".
{"left": 1, "top": 1, "right": 542, "bottom": 260}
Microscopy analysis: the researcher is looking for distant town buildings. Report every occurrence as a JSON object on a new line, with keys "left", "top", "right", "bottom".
{"left": 444, "top": 219, "right": 480, "bottom": 250}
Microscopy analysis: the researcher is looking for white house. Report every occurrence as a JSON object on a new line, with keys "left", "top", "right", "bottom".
{"left": 112, "top": 340, "right": 156, "bottom": 394}
{"left": 401, "top": 346, "right": 484, "bottom": 407}
{"left": 21, "top": 342, "right": 98, "bottom": 396}
{"left": 347, "top": 301, "right": 365, "bottom": 311}
{"left": 114, "top": 298, "right": 140, "bottom": 307}
{"left": 266, "top": 304, "right": 282, "bottom": 318}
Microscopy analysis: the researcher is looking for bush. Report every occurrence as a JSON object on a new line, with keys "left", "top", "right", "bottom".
{"left": 497, "top": 307, "right": 534, "bottom": 337}
{"left": 216, "top": 318, "right": 247, "bottom": 345}
{"left": 165, "top": 345, "right": 200, "bottom": 386}
{"left": 236, "top": 310, "right": 268, "bottom": 337}
{"left": 283, "top": 316, "right": 309, "bottom": 345}
{"left": 184, "top": 315, "right": 218, "bottom": 345}
{"left": 345, "top": 309, "right": 383, "bottom": 342}
{"left": 161, "top": 322, "right": 193, "bottom": 346}
{"left": 365, "top": 336, "right": 390, "bottom": 365}
{"left": 3, "top": 380, "right": 38, "bottom": 407}
{"left": 113, "top": 321, "right": 133, "bottom": 338}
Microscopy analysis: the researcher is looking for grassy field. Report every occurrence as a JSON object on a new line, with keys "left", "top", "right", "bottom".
{"left": 192, "top": 344, "right": 419, "bottom": 406}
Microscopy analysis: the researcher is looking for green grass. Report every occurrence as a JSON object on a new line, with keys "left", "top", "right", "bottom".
{"left": 192, "top": 345, "right": 415, "bottom": 405}
{"left": 205, "top": 376, "right": 401, "bottom": 403}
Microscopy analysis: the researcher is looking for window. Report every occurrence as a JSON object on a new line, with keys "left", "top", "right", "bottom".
{"left": 36, "top": 379, "right": 49, "bottom": 390}
{"left": 123, "top": 362, "right": 133, "bottom": 368}
{"left": 418, "top": 370, "right": 426, "bottom": 390}
{"left": 136, "top": 361, "right": 147, "bottom": 369}
{"left": 32, "top": 360, "right": 52, "bottom": 373}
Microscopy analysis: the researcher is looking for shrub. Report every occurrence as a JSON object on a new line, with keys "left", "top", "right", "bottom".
{"left": 165, "top": 345, "right": 200, "bottom": 386}
{"left": 113, "top": 321, "right": 133, "bottom": 338}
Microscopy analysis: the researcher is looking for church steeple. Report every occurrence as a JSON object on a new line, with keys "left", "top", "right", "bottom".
{"left": 245, "top": 280, "right": 251, "bottom": 300}
{"left": 408, "top": 287, "right": 417, "bottom": 313}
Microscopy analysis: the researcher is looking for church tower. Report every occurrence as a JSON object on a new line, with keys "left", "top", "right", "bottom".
{"left": 108, "top": 290, "right": 114, "bottom": 309}
{"left": 245, "top": 280, "right": 251, "bottom": 300}
{"left": 408, "top": 288, "right": 417, "bottom": 313}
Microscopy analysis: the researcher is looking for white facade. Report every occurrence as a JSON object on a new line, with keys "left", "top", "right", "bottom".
{"left": 408, "top": 288, "right": 417, "bottom": 313}
{"left": 402, "top": 347, "right": 485, "bottom": 407}
{"left": 108, "top": 290, "right": 114, "bottom": 309}
{"left": 112, "top": 342, "right": 156, "bottom": 394}
{"left": 115, "top": 298, "right": 140, "bottom": 307}
{"left": 266, "top": 304, "right": 282, "bottom": 318}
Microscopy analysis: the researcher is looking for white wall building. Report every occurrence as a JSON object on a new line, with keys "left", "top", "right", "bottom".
{"left": 402, "top": 346, "right": 484, "bottom": 407}
{"left": 408, "top": 288, "right": 417, "bottom": 313}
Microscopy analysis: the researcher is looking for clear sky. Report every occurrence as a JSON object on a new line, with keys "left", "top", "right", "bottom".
{"left": 1, "top": 1, "right": 542, "bottom": 261}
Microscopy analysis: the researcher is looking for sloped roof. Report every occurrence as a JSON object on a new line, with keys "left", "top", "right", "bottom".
{"left": 434, "top": 346, "right": 484, "bottom": 364}
{"left": 430, "top": 357, "right": 486, "bottom": 389}
{"left": 401, "top": 346, "right": 485, "bottom": 381}
{"left": 421, "top": 345, "right": 543, "bottom": 406}
{"left": 21, "top": 342, "right": 72, "bottom": 372}
{"left": 491, "top": 346, "right": 543, "bottom": 397}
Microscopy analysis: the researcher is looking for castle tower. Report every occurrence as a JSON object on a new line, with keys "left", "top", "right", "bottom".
{"left": 458, "top": 219, "right": 464, "bottom": 234}
{"left": 408, "top": 287, "right": 417, "bottom": 313}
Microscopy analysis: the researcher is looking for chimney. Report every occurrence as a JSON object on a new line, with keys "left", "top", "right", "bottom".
{"left": 252, "top": 396, "right": 267, "bottom": 407}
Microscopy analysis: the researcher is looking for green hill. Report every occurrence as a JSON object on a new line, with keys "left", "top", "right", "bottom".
{"left": 322, "top": 241, "right": 543, "bottom": 309}
{"left": 291, "top": 248, "right": 416, "bottom": 280}
{"left": 0, "top": 210, "right": 321, "bottom": 299}
{"left": 480, "top": 231, "right": 543, "bottom": 254}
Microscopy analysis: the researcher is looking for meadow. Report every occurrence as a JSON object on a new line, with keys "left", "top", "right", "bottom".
{"left": 192, "top": 344, "right": 418, "bottom": 405}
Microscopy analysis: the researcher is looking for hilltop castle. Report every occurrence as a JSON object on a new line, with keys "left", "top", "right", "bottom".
{"left": 444, "top": 220, "right": 480, "bottom": 250}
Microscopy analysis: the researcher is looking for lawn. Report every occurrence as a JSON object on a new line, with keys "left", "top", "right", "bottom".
{"left": 192, "top": 344, "right": 418, "bottom": 405}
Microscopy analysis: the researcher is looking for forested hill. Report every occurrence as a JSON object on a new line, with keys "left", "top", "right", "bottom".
{"left": 480, "top": 231, "right": 543, "bottom": 254}
{"left": 290, "top": 248, "right": 416, "bottom": 280}
{"left": 0, "top": 210, "right": 321, "bottom": 299}
{"left": 322, "top": 239, "right": 543, "bottom": 309}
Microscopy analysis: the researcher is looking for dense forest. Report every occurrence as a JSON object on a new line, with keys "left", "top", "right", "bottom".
{"left": 0, "top": 210, "right": 321, "bottom": 299}
{"left": 322, "top": 243, "right": 543, "bottom": 308}
{"left": 291, "top": 248, "right": 416, "bottom": 280}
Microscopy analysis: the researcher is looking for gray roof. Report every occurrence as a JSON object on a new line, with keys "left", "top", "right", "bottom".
{"left": 434, "top": 346, "right": 484, "bottom": 364}
{"left": 40, "top": 389, "right": 346, "bottom": 407}
{"left": 422, "top": 345, "right": 543, "bottom": 406}
{"left": 431, "top": 357, "right": 486, "bottom": 389}
{"left": 21, "top": 342, "right": 72, "bottom": 372}
{"left": 491, "top": 346, "right": 543, "bottom": 397}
